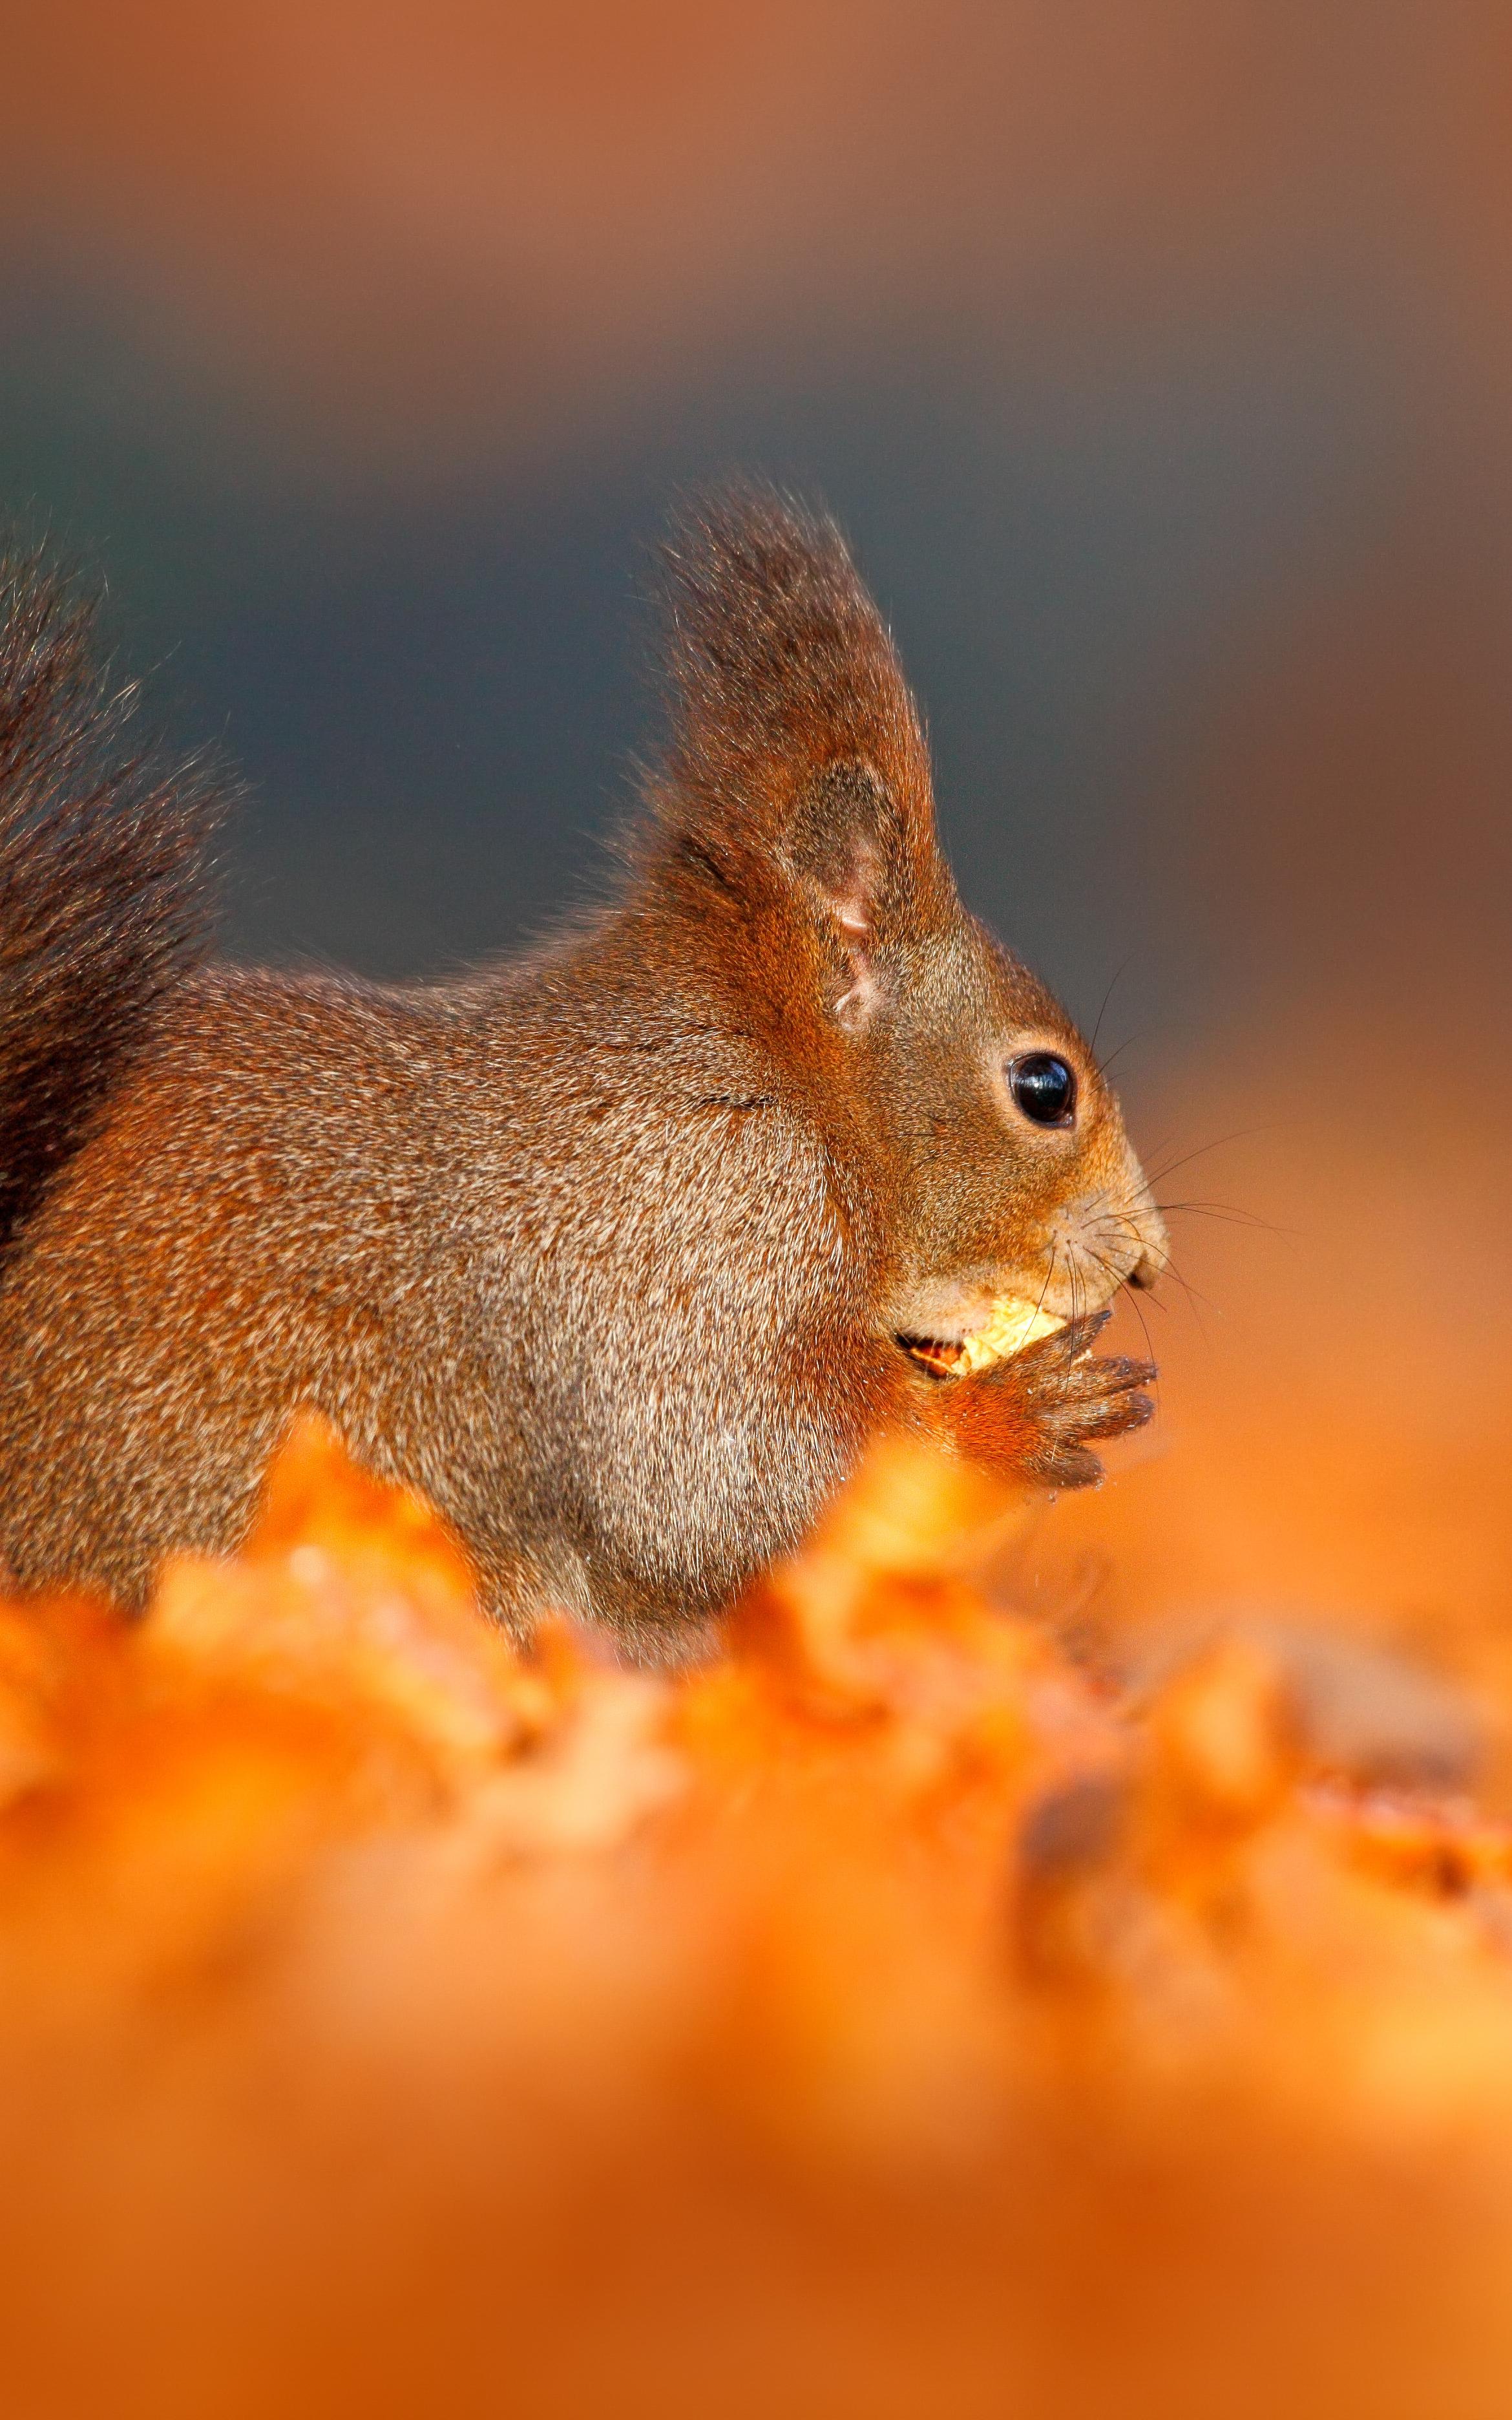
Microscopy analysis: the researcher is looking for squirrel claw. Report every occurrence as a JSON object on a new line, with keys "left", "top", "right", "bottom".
{"left": 932, "top": 1308, "right": 1156, "bottom": 1491}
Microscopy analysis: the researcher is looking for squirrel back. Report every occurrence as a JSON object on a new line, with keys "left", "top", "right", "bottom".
{"left": 0, "top": 496, "right": 1164, "bottom": 1655}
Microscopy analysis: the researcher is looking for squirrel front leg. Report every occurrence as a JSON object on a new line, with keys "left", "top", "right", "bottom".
{"left": 920, "top": 1311, "right": 1155, "bottom": 1490}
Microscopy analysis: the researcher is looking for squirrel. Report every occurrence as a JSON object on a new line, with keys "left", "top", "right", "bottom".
{"left": 0, "top": 491, "right": 1165, "bottom": 1657}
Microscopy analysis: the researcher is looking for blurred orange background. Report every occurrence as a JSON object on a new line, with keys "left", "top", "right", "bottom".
{"left": 3, "top": 1, "right": 1507, "bottom": 1001}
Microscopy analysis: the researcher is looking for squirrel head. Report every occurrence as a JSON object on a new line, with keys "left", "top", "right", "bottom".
{"left": 636, "top": 487, "right": 1168, "bottom": 1349}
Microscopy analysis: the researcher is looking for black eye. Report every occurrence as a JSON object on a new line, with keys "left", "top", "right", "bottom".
{"left": 1007, "top": 1052, "right": 1078, "bottom": 1127}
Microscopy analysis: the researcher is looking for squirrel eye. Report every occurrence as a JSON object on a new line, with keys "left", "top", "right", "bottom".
{"left": 1007, "top": 1052, "right": 1078, "bottom": 1127}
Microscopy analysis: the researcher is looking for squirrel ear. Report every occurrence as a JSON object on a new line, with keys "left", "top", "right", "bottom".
{"left": 640, "top": 487, "right": 953, "bottom": 973}
{"left": 783, "top": 759, "right": 899, "bottom": 1031}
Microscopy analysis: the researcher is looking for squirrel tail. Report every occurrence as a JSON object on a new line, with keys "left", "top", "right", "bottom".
{"left": 0, "top": 545, "right": 224, "bottom": 1257}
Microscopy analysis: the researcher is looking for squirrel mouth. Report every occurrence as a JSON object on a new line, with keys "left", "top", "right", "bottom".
{"left": 897, "top": 1295, "right": 1067, "bottom": 1382}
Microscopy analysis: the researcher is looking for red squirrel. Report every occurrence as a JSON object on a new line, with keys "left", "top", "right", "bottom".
{"left": 0, "top": 492, "right": 1164, "bottom": 1656}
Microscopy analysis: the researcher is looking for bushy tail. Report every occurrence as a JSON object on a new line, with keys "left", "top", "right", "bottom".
{"left": 0, "top": 546, "right": 224, "bottom": 1255}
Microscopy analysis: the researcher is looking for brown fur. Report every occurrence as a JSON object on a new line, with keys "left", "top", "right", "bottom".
{"left": 0, "top": 493, "right": 1164, "bottom": 1657}
{"left": 0, "top": 547, "right": 224, "bottom": 1252}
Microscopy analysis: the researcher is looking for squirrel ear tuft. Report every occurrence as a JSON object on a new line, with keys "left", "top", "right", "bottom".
{"left": 640, "top": 485, "right": 951, "bottom": 947}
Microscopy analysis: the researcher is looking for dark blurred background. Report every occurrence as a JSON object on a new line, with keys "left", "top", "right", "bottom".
{"left": 5, "top": 0, "right": 1509, "bottom": 1114}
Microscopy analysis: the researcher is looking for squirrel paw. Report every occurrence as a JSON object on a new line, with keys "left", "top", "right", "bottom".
{"left": 936, "top": 1309, "right": 1155, "bottom": 1491}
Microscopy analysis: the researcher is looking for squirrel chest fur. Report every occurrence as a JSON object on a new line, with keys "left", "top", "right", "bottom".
{"left": 0, "top": 493, "right": 1165, "bottom": 1656}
